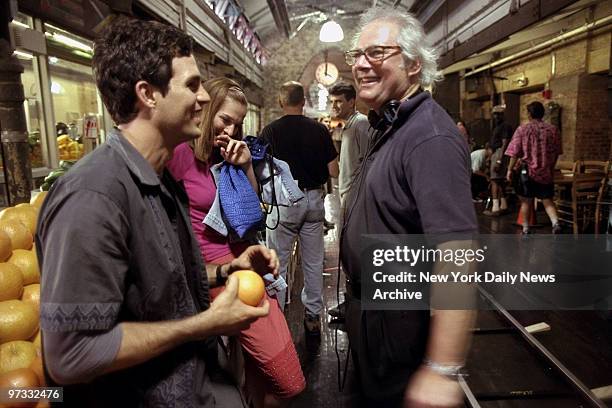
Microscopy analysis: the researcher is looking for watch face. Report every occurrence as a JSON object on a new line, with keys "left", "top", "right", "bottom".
{"left": 315, "top": 62, "right": 338, "bottom": 86}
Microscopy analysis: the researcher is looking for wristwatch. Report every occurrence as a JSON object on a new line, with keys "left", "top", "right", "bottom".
{"left": 216, "top": 264, "right": 229, "bottom": 285}
{"left": 423, "top": 359, "right": 464, "bottom": 379}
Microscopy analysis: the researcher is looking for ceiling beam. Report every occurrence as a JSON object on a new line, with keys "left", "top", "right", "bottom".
{"left": 266, "top": 0, "right": 291, "bottom": 38}
{"left": 438, "top": 0, "right": 578, "bottom": 70}
{"left": 416, "top": 0, "right": 445, "bottom": 24}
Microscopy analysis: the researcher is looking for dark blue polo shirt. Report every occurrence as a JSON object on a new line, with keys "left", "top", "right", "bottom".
{"left": 340, "top": 91, "right": 477, "bottom": 399}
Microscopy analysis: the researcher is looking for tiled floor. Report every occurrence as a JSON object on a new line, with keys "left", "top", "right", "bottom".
{"left": 282, "top": 192, "right": 612, "bottom": 407}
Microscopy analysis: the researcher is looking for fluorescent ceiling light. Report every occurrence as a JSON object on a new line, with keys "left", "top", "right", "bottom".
{"left": 45, "top": 31, "right": 93, "bottom": 53}
{"left": 13, "top": 50, "right": 33, "bottom": 59}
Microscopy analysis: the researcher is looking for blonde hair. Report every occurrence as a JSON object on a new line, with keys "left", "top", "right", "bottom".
{"left": 192, "top": 77, "right": 248, "bottom": 162}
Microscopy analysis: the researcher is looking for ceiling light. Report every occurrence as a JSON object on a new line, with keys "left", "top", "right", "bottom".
{"left": 319, "top": 20, "right": 343, "bottom": 43}
{"left": 13, "top": 50, "right": 33, "bottom": 59}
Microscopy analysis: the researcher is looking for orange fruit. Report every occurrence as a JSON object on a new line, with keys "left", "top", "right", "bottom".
{"left": 0, "top": 230, "right": 11, "bottom": 262}
{"left": 0, "top": 220, "right": 33, "bottom": 251}
{"left": 29, "top": 355, "right": 45, "bottom": 386}
{"left": 0, "top": 367, "right": 40, "bottom": 408}
{"left": 0, "top": 300, "right": 39, "bottom": 343}
{"left": 29, "top": 191, "right": 48, "bottom": 209}
{"left": 30, "top": 330, "right": 41, "bottom": 355}
{"left": 231, "top": 270, "right": 265, "bottom": 307}
{"left": 0, "top": 263, "right": 24, "bottom": 302}
{"left": 0, "top": 207, "right": 37, "bottom": 236}
{"left": 21, "top": 284, "right": 40, "bottom": 315}
{"left": 0, "top": 341, "right": 37, "bottom": 375}
{"left": 9, "top": 250, "right": 39, "bottom": 285}
{"left": 0, "top": 367, "right": 39, "bottom": 388}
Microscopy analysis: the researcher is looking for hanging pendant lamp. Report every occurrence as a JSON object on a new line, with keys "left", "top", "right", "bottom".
{"left": 319, "top": 20, "right": 344, "bottom": 43}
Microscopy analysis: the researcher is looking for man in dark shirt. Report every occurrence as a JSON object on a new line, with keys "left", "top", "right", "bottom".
{"left": 342, "top": 7, "right": 477, "bottom": 407}
{"left": 261, "top": 81, "right": 338, "bottom": 335}
{"left": 484, "top": 106, "right": 513, "bottom": 215}
{"left": 37, "top": 16, "right": 275, "bottom": 407}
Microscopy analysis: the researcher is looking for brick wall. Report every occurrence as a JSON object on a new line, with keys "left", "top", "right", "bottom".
{"left": 575, "top": 74, "right": 610, "bottom": 160}
{"left": 549, "top": 75, "right": 580, "bottom": 161}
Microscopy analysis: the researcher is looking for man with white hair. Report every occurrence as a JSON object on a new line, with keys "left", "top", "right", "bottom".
{"left": 341, "top": 7, "right": 477, "bottom": 407}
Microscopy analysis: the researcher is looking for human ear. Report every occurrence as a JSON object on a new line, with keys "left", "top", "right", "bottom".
{"left": 406, "top": 59, "right": 422, "bottom": 77}
{"left": 134, "top": 80, "right": 157, "bottom": 109}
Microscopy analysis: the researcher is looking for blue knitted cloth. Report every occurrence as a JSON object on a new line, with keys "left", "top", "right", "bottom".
{"left": 218, "top": 163, "right": 263, "bottom": 238}
{"left": 244, "top": 135, "right": 268, "bottom": 162}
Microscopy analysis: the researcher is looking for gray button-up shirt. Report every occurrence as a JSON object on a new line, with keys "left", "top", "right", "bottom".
{"left": 37, "top": 130, "right": 218, "bottom": 407}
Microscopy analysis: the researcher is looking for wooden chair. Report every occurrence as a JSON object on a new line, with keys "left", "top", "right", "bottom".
{"left": 555, "top": 160, "right": 579, "bottom": 174}
{"left": 557, "top": 172, "right": 606, "bottom": 234}
{"left": 579, "top": 160, "right": 610, "bottom": 176}
{"left": 594, "top": 169, "right": 612, "bottom": 235}
{"left": 554, "top": 160, "right": 579, "bottom": 204}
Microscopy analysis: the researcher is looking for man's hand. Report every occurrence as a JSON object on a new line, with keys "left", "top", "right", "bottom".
{"left": 404, "top": 366, "right": 463, "bottom": 407}
{"left": 228, "top": 245, "right": 279, "bottom": 279}
{"left": 205, "top": 274, "right": 270, "bottom": 336}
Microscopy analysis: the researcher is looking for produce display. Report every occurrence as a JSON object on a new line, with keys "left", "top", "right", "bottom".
{"left": 56, "top": 135, "right": 83, "bottom": 161}
{"left": 0, "top": 192, "right": 48, "bottom": 407}
{"left": 40, "top": 161, "right": 75, "bottom": 192}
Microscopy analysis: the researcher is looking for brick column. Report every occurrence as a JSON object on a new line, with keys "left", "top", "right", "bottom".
{"left": 0, "top": 38, "right": 32, "bottom": 205}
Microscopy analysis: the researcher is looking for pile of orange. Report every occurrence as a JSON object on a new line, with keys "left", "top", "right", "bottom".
{"left": 0, "top": 191, "right": 48, "bottom": 406}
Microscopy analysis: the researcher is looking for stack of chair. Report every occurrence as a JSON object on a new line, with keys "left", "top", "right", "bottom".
{"left": 556, "top": 160, "right": 610, "bottom": 234}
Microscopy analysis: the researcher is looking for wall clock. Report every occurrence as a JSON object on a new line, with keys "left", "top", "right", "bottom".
{"left": 315, "top": 62, "right": 338, "bottom": 86}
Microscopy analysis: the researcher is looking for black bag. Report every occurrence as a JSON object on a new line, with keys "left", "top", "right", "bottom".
{"left": 514, "top": 161, "right": 531, "bottom": 197}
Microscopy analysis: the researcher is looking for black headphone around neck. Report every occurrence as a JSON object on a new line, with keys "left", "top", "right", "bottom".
{"left": 367, "top": 99, "right": 401, "bottom": 131}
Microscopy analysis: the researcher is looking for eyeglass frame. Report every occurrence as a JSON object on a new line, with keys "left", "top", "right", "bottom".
{"left": 344, "top": 45, "right": 403, "bottom": 66}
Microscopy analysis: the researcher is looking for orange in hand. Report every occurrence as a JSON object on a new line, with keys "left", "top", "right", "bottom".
{"left": 231, "top": 270, "right": 265, "bottom": 307}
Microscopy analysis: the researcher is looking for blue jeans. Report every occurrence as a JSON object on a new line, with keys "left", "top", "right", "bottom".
{"left": 266, "top": 188, "right": 325, "bottom": 316}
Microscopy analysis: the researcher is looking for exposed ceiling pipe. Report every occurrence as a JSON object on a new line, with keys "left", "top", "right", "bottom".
{"left": 463, "top": 13, "right": 612, "bottom": 78}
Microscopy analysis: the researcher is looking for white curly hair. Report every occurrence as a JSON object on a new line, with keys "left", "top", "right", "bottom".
{"left": 353, "top": 7, "right": 442, "bottom": 87}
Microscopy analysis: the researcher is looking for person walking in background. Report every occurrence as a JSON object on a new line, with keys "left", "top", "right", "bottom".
{"left": 471, "top": 144, "right": 491, "bottom": 202}
{"left": 261, "top": 81, "right": 338, "bottom": 336}
{"left": 329, "top": 82, "right": 371, "bottom": 209}
{"left": 484, "top": 106, "right": 513, "bottom": 216}
{"left": 37, "top": 16, "right": 273, "bottom": 407}
{"left": 327, "top": 81, "right": 371, "bottom": 321}
{"left": 505, "top": 101, "right": 563, "bottom": 234}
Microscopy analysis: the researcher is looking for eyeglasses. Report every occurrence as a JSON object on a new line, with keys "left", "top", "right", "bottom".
{"left": 344, "top": 45, "right": 402, "bottom": 66}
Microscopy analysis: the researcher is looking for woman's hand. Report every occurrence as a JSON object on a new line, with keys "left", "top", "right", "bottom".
{"left": 228, "top": 245, "right": 279, "bottom": 279}
{"left": 215, "top": 134, "right": 251, "bottom": 167}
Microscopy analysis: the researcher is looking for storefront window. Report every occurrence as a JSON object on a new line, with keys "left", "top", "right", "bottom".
{"left": 48, "top": 58, "right": 101, "bottom": 161}
{"left": 17, "top": 54, "right": 45, "bottom": 169}
{"left": 45, "top": 24, "right": 103, "bottom": 162}
{"left": 14, "top": 13, "right": 45, "bottom": 170}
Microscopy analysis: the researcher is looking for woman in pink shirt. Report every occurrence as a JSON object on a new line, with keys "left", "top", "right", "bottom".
{"left": 168, "top": 77, "right": 304, "bottom": 407}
